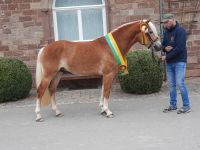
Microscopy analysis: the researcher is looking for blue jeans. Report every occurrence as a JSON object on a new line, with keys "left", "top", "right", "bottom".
{"left": 166, "top": 62, "right": 190, "bottom": 108}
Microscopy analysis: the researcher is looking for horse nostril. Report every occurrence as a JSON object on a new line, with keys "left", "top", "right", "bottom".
{"left": 154, "top": 44, "right": 162, "bottom": 51}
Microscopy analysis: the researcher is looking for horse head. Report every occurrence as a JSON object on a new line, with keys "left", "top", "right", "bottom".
{"left": 139, "top": 20, "right": 162, "bottom": 51}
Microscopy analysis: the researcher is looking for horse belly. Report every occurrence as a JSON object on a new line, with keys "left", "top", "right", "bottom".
{"left": 66, "top": 51, "right": 103, "bottom": 75}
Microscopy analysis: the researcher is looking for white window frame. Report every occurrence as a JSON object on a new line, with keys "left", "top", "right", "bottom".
{"left": 52, "top": 0, "right": 107, "bottom": 41}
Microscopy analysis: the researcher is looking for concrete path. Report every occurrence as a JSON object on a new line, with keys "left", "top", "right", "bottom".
{"left": 0, "top": 78, "right": 200, "bottom": 150}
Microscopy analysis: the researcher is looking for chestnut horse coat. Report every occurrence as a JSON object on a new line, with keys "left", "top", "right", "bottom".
{"left": 35, "top": 20, "right": 161, "bottom": 121}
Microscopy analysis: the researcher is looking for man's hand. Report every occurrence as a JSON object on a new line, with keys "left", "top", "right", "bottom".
{"left": 161, "top": 55, "right": 166, "bottom": 61}
{"left": 165, "top": 46, "right": 173, "bottom": 52}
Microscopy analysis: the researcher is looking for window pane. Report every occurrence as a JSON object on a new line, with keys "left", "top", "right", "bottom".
{"left": 55, "top": 0, "right": 102, "bottom": 7}
{"left": 56, "top": 11, "right": 79, "bottom": 41}
{"left": 82, "top": 9, "right": 103, "bottom": 40}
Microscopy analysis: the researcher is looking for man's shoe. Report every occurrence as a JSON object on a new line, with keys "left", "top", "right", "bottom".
{"left": 177, "top": 107, "right": 191, "bottom": 114}
{"left": 163, "top": 105, "right": 177, "bottom": 113}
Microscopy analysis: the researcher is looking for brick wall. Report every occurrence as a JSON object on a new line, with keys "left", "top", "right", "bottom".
{"left": 0, "top": 0, "right": 200, "bottom": 86}
{"left": 107, "top": 0, "right": 161, "bottom": 50}
{"left": 0, "top": 0, "right": 54, "bottom": 85}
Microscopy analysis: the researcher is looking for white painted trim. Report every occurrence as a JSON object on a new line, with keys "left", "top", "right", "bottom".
{"left": 53, "top": 0, "right": 58, "bottom": 41}
{"left": 52, "top": 0, "right": 56, "bottom": 9}
{"left": 53, "top": 5, "right": 105, "bottom": 11}
{"left": 102, "top": 7, "right": 107, "bottom": 35}
{"left": 77, "top": 9, "right": 83, "bottom": 40}
{"left": 53, "top": 10, "right": 58, "bottom": 41}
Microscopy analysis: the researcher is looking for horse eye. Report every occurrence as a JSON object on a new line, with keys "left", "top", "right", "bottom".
{"left": 149, "top": 31, "right": 153, "bottom": 34}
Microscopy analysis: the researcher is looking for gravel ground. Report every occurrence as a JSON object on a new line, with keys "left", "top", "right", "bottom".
{"left": 0, "top": 77, "right": 200, "bottom": 150}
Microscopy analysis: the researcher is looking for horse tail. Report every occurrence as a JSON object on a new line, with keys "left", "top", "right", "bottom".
{"left": 36, "top": 48, "right": 51, "bottom": 106}
{"left": 36, "top": 48, "right": 43, "bottom": 89}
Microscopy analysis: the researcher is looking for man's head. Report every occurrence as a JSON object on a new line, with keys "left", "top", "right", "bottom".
{"left": 161, "top": 13, "right": 176, "bottom": 29}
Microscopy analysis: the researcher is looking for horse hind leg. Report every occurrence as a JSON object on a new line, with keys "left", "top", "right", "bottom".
{"left": 35, "top": 77, "right": 51, "bottom": 122}
{"left": 35, "top": 98, "right": 42, "bottom": 122}
{"left": 48, "top": 72, "right": 64, "bottom": 117}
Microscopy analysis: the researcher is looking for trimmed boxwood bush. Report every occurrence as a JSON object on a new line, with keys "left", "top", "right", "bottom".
{"left": 0, "top": 58, "right": 32, "bottom": 102}
{"left": 118, "top": 50, "right": 163, "bottom": 94}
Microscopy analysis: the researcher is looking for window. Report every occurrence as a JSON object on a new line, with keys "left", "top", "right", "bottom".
{"left": 53, "top": 0, "right": 107, "bottom": 41}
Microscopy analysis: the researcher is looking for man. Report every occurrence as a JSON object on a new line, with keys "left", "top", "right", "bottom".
{"left": 161, "top": 13, "right": 191, "bottom": 114}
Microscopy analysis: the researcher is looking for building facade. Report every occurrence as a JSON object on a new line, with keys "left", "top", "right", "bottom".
{"left": 0, "top": 0, "right": 200, "bottom": 84}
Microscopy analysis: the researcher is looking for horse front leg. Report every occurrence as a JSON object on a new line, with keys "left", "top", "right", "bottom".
{"left": 101, "top": 72, "right": 116, "bottom": 118}
{"left": 50, "top": 94, "right": 63, "bottom": 117}
{"left": 99, "top": 85, "right": 104, "bottom": 113}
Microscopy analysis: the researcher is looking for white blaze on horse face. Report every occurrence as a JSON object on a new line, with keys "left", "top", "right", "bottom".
{"left": 156, "top": 39, "right": 161, "bottom": 46}
{"left": 148, "top": 21, "right": 162, "bottom": 48}
{"left": 148, "top": 21, "right": 158, "bottom": 37}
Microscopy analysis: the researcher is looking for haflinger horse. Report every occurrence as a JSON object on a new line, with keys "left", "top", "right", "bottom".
{"left": 35, "top": 19, "right": 161, "bottom": 122}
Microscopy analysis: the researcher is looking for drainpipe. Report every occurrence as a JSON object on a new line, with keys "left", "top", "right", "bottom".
{"left": 159, "top": 0, "right": 167, "bottom": 81}
{"left": 159, "top": 0, "right": 164, "bottom": 41}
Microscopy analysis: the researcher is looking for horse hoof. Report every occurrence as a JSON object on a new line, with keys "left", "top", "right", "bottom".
{"left": 106, "top": 114, "right": 114, "bottom": 118}
{"left": 36, "top": 118, "right": 44, "bottom": 122}
{"left": 101, "top": 111, "right": 107, "bottom": 116}
{"left": 56, "top": 113, "right": 64, "bottom": 117}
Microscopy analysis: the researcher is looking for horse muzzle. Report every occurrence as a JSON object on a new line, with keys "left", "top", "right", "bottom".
{"left": 154, "top": 44, "right": 162, "bottom": 51}
{"left": 151, "top": 41, "right": 162, "bottom": 51}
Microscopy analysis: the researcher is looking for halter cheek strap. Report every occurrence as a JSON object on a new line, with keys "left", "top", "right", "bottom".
{"left": 140, "top": 22, "right": 149, "bottom": 46}
{"left": 141, "top": 31, "right": 148, "bottom": 46}
{"left": 105, "top": 33, "right": 128, "bottom": 76}
{"left": 140, "top": 21, "right": 159, "bottom": 49}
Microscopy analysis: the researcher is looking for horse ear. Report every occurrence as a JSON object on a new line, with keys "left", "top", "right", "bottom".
{"left": 140, "top": 19, "right": 150, "bottom": 31}
{"left": 146, "top": 19, "right": 151, "bottom": 24}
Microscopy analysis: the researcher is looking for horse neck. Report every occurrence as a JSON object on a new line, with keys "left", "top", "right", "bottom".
{"left": 111, "top": 21, "right": 141, "bottom": 56}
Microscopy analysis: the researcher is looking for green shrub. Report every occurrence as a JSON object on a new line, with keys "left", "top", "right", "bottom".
{"left": 0, "top": 58, "right": 32, "bottom": 102}
{"left": 118, "top": 50, "right": 163, "bottom": 94}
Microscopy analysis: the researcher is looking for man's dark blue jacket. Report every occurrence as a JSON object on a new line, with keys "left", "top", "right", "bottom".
{"left": 162, "top": 22, "right": 187, "bottom": 63}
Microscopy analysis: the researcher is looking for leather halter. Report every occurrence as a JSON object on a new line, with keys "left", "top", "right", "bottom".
{"left": 140, "top": 21, "right": 149, "bottom": 46}
{"left": 140, "top": 20, "right": 159, "bottom": 48}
